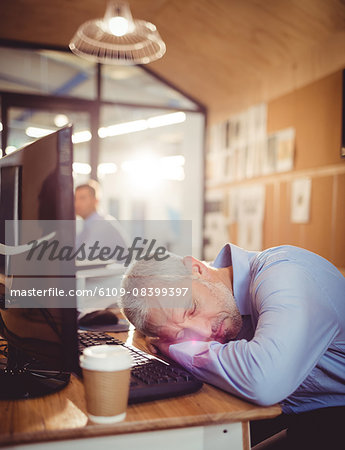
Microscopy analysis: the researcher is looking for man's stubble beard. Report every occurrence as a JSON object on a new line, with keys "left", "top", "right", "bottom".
{"left": 203, "top": 279, "right": 243, "bottom": 342}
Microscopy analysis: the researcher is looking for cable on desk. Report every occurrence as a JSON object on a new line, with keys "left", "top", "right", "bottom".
{"left": 0, "top": 338, "right": 8, "bottom": 357}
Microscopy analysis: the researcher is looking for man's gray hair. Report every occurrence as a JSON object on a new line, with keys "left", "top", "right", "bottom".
{"left": 120, "top": 253, "right": 190, "bottom": 336}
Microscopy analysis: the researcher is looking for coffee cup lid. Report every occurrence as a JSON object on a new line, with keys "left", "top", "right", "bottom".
{"left": 80, "top": 345, "right": 132, "bottom": 371}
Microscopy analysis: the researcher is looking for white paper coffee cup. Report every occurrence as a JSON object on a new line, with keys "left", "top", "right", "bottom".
{"left": 80, "top": 345, "right": 132, "bottom": 424}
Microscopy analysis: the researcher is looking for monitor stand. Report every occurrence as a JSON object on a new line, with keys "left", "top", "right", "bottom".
{"left": 0, "top": 346, "right": 70, "bottom": 400}
{"left": 0, "top": 368, "right": 70, "bottom": 399}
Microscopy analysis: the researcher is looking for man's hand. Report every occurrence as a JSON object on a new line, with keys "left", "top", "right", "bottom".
{"left": 145, "top": 337, "right": 172, "bottom": 356}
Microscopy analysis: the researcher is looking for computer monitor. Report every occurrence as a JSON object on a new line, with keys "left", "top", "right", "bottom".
{"left": 0, "top": 126, "right": 79, "bottom": 399}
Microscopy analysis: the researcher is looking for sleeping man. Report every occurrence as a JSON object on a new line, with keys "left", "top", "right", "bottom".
{"left": 120, "top": 243, "right": 345, "bottom": 448}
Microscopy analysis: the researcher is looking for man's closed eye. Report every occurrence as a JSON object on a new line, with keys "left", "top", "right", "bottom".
{"left": 188, "top": 299, "right": 198, "bottom": 317}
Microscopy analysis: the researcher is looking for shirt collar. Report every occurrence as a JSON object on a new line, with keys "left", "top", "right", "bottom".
{"left": 212, "top": 243, "right": 258, "bottom": 315}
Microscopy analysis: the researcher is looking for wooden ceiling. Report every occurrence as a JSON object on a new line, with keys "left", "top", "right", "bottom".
{"left": 1, "top": 0, "right": 345, "bottom": 121}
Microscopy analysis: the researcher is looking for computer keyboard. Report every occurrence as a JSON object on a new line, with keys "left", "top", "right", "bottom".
{"left": 78, "top": 330, "right": 203, "bottom": 403}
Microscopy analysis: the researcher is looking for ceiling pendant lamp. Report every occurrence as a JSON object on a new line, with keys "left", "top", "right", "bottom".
{"left": 69, "top": 1, "right": 166, "bottom": 65}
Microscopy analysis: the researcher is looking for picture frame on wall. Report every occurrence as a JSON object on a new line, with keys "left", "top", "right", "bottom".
{"left": 341, "top": 69, "right": 345, "bottom": 158}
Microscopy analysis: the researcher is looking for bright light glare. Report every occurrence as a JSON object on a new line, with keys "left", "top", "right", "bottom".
{"left": 160, "top": 155, "right": 185, "bottom": 166}
{"left": 97, "top": 163, "right": 117, "bottom": 177}
{"left": 147, "top": 112, "right": 186, "bottom": 129}
{"left": 122, "top": 157, "right": 160, "bottom": 192}
{"left": 72, "top": 162, "right": 91, "bottom": 175}
{"left": 5, "top": 146, "right": 17, "bottom": 155}
{"left": 72, "top": 130, "right": 92, "bottom": 144}
{"left": 161, "top": 165, "right": 185, "bottom": 181}
{"left": 26, "top": 126, "right": 91, "bottom": 144}
{"left": 98, "top": 112, "right": 186, "bottom": 139}
{"left": 99, "top": 120, "right": 147, "bottom": 138}
{"left": 0, "top": 122, "right": 3, "bottom": 132}
{"left": 108, "top": 17, "right": 129, "bottom": 36}
{"left": 54, "top": 114, "right": 69, "bottom": 127}
{"left": 159, "top": 155, "right": 185, "bottom": 181}
{"left": 121, "top": 154, "right": 185, "bottom": 186}
{"left": 26, "top": 127, "right": 54, "bottom": 138}
{"left": 121, "top": 157, "right": 156, "bottom": 174}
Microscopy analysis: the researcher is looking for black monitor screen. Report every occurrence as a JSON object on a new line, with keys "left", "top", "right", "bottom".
{"left": 0, "top": 127, "right": 79, "bottom": 399}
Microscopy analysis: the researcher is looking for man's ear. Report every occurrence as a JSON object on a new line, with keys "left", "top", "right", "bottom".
{"left": 183, "top": 256, "right": 208, "bottom": 278}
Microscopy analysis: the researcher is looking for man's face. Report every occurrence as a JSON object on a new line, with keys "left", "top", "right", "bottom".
{"left": 147, "top": 275, "right": 242, "bottom": 344}
{"left": 75, "top": 187, "right": 97, "bottom": 219}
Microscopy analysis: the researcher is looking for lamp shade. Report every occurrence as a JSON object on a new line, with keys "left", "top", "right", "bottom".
{"left": 69, "top": 1, "right": 166, "bottom": 65}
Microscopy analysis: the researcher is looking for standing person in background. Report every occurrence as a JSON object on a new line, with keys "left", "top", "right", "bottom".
{"left": 75, "top": 180, "right": 129, "bottom": 259}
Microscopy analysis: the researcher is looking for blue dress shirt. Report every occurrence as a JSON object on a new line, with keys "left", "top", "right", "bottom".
{"left": 76, "top": 211, "right": 129, "bottom": 260}
{"left": 169, "top": 244, "right": 345, "bottom": 413}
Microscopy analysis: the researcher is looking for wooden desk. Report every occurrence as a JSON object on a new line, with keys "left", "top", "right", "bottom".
{"left": 0, "top": 328, "right": 281, "bottom": 450}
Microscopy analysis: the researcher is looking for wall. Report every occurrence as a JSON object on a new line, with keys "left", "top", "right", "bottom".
{"left": 205, "top": 70, "right": 345, "bottom": 268}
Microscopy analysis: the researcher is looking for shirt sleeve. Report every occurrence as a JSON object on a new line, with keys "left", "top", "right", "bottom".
{"left": 169, "top": 261, "right": 339, "bottom": 406}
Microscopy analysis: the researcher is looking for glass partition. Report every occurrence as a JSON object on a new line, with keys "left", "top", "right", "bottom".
{"left": 5, "top": 106, "right": 92, "bottom": 188}
{"left": 0, "top": 47, "right": 97, "bottom": 99}
{"left": 101, "top": 65, "right": 198, "bottom": 110}
{"left": 98, "top": 104, "right": 204, "bottom": 256}
{"left": 0, "top": 43, "right": 205, "bottom": 257}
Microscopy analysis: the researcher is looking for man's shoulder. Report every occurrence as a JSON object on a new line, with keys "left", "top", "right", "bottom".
{"left": 103, "top": 213, "right": 117, "bottom": 221}
{"left": 257, "top": 245, "right": 316, "bottom": 263}
{"left": 251, "top": 245, "right": 343, "bottom": 289}
{"left": 88, "top": 212, "right": 118, "bottom": 224}
{"left": 86, "top": 211, "right": 104, "bottom": 222}
{"left": 250, "top": 245, "right": 315, "bottom": 278}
